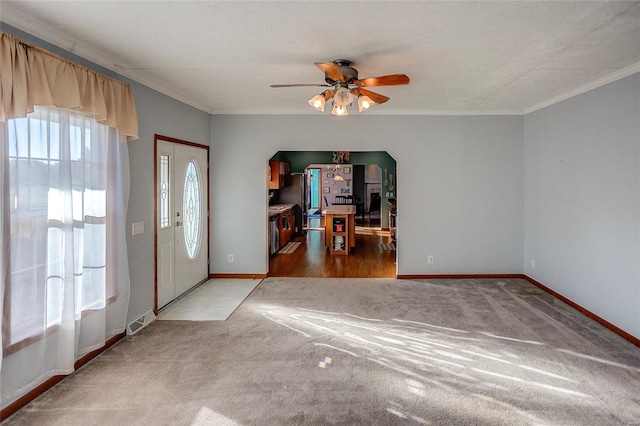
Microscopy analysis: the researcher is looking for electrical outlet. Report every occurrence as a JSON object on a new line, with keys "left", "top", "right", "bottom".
{"left": 428, "top": 255, "right": 434, "bottom": 264}
{"left": 228, "top": 254, "right": 234, "bottom": 263}
{"left": 530, "top": 258, "right": 535, "bottom": 269}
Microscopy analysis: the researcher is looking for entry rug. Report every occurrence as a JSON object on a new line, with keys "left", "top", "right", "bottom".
{"left": 278, "top": 242, "right": 301, "bottom": 254}
{"left": 379, "top": 243, "right": 396, "bottom": 251}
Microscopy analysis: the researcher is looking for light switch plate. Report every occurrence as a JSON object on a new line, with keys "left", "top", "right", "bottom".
{"left": 132, "top": 221, "right": 144, "bottom": 236}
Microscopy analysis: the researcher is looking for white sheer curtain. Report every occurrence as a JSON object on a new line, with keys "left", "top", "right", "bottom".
{"left": 0, "top": 106, "right": 130, "bottom": 407}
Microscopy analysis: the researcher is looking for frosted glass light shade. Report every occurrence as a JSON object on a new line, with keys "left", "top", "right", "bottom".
{"left": 333, "top": 87, "right": 354, "bottom": 106}
{"left": 358, "top": 95, "right": 374, "bottom": 112}
{"left": 308, "top": 94, "right": 325, "bottom": 112}
{"left": 331, "top": 104, "right": 348, "bottom": 116}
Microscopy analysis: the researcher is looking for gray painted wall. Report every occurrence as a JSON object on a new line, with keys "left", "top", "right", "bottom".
{"left": 524, "top": 73, "right": 640, "bottom": 338}
{"left": 210, "top": 114, "right": 524, "bottom": 276}
{"left": 126, "top": 86, "right": 210, "bottom": 324}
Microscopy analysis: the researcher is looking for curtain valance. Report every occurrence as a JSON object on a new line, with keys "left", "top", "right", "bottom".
{"left": 0, "top": 31, "right": 138, "bottom": 140}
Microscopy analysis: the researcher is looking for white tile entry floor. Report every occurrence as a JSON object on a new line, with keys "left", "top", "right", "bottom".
{"left": 157, "top": 278, "right": 262, "bottom": 321}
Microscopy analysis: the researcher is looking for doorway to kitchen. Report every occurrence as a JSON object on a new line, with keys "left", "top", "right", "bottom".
{"left": 267, "top": 151, "right": 397, "bottom": 278}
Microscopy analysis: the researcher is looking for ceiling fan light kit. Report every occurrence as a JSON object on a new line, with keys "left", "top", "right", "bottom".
{"left": 358, "top": 95, "right": 374, "bottom": 112}
{"left": 272, "top": 59, "right": 410, "bottom": 116}
{"left": 308, "top": 94, "right": 326, "bottom": 112}
{"left": 333, "top": 87, "right": 354, "bottom": 107}
{"left": 332, "top": 104, "right": 348, "bottom": 116}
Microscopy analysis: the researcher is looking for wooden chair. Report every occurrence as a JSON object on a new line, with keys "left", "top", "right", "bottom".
{"left": 334, "top": 195, "right": 355, "bottom": 205}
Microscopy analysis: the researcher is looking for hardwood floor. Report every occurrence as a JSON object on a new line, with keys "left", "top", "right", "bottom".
{"left": 268, "top": 226, "right": 396, "bottom": 278}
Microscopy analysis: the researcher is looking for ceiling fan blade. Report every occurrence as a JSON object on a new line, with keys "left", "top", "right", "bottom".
{"left": 315, "top": 62, "right": 346, "bottom": 82}
{"left": 358, "top": 88, "right": 389, "bottom": 104}
{"left": 270, "top": 84, "right": 331, "bottom": 88}
{"left": 324, "top": 91, "right": 334, "bottom": 101}
{"left": 355, "top": 74, "right": 410, "bottom": 87}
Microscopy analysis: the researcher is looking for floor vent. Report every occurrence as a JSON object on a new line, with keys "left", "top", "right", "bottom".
{"left": 126, "top": 310, "right": 156, "bottom": 335}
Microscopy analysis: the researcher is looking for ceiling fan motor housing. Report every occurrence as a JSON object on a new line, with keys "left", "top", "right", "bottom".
{"left": 325, "top": 59, "right": 358, "bottom": 84}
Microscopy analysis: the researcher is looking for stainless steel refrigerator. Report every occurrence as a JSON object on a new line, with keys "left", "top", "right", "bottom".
{"left": 278, "top": 173, "right": 307, "bottom": 235}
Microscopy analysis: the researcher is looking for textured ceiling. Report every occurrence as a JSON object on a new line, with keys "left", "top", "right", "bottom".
{"left": 2, "top": 1, "right": 640, "bottom": 115}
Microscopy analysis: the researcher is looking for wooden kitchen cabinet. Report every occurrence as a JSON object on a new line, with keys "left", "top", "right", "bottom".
{"left": 268, "top": 160, "right": 291, "bottom": 189}
{"left": 277, "top": 207, "right": 296, "bottom": 249}
{"left": 287, "top": 210, "right": 295, "bottom": 245}
{"left": 269, "top": 204, "right": 296, "bottom": 254}
{"left": 278, "top": 213, "right": 287, "bottom": 248}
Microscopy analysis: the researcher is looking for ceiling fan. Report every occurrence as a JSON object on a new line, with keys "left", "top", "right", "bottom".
{"left": 270, "top": 59, "right": 410, "bottom": 115}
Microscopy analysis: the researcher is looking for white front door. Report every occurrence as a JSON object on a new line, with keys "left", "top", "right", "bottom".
{"left": 156, "top": 138, "right": 209, "bottom": 309}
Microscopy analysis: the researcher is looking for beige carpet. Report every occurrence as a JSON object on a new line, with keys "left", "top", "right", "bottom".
{"left": 5, "top": 278, "right": 640, "bottom": 425}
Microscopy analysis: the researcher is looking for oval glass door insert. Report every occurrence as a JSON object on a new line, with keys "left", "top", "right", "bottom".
{"left": 182, "top": 160, "right": 201, "bottom": 260}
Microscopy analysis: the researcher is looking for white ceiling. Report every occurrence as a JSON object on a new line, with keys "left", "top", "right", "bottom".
{"left": 2, "top": 1, "right": 640, "bottom": 115}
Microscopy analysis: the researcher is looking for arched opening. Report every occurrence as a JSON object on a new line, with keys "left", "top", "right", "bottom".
{"left": 267, "top": 151, "right": 397, "bottom": 278}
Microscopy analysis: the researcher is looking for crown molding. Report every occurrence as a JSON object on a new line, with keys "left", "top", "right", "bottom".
{"left": 523, "top": 62, "right": 640, "bottom": 115}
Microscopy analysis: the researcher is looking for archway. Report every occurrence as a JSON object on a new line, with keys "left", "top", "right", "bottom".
{"left": 266, "top": 150, "right": 398, "bottom": 278}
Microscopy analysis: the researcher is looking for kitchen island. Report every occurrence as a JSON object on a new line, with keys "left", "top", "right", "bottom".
{"left": 323, "top": 204, "right": 356, "bottom": 254}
